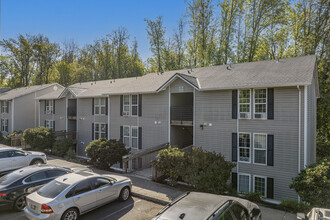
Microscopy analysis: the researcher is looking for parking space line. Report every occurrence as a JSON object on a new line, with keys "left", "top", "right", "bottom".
{"left": 100, "top": 199, "right": 142, "bottom": 220}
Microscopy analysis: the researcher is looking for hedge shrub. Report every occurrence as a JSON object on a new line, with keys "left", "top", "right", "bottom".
{"left": 52, "top": 138, "right": 75, "bottom": 157}
{"left": 23, "top": 127, "right": 55, "bottom": 151}
{"left": 280, "top": 199, "right": 310, "bottom": 213}
{"left": 85, "top": 138, "right": 130, "bottom": 170}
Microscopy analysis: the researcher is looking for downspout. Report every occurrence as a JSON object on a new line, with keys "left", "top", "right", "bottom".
{"left": 108, "top": 96, "right": 110, "bottom": 139}
{"left": 65, "top": 97, "right": 68, "bottom": 131}
{"left": 236, "top": 90, "right": 239, "bottom": 183}
{"left": 193, "top": 88, "right": 196, "bottom": 146}
{"left": 168, "top": 86, "right": 171, "bottom": 144}
{"left": 11, "top": 99, "right": 14, "bottom": 133}
{"left": 297, "top": 85, "right": 301, "bottom": 173}
{"left": 34, "top": 92, "right": 37, "bottom": 127}
{"left": 304, "top": 86, "right": 307, "bottom": 168}
{"left": 38, "top": 101, "right": 41, "bottom": 127}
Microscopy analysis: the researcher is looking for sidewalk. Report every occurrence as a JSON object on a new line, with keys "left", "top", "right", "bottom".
{"left": 46, "top": 156, "right": 296, "bottom": 220}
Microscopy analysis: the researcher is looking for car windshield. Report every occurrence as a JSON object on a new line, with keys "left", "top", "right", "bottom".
{"left": 37, "top": 180, "right": 70, "bottom": 198}
{"left": 0, "top": 172, "right": 22, "bottom": 186}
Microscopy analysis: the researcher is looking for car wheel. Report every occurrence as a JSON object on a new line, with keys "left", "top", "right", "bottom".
{"left": 119, "top": 187, "right": 130, "bottom": 201}
{"left": 30, "top": 159, "right": 43, "bottom": 165}
{"left": 61, "top": 208, "right": 79, "bottom": 220}
{"left": 13, "top": 194, "right": 27, "bottom": 211}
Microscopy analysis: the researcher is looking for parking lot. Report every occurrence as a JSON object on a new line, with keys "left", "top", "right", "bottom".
{"left": 1, "top": 196, "right": 163, "bottom": 220}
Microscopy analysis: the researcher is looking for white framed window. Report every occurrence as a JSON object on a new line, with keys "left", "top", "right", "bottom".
{"left": 45, "top": 120, "right": 54, "bottom": 131}
{"left": 254, "top": 176, "right": 266, "bottom": 197}
{"left": 239, "top": 89, "right": 251, "bottom": 119}
{"left": 254, "top": 133, "right": 267, "bottom": 165}
{"left": 94, "top": 123, "right": 107, "bottom": 140}
{"left": 123, "top": 125, "right": 130, "bottom": 147}
{"left": 239, "top": 133, "right": 251, "bottom": 162}
{"left": 131, "top": 95, "right": 138, "bottom": 116}
{"left": 131, "top": 126, "right": 138, "bottom": 148}
{"left": 123, "top": 95, "right": 130, "bottom": 116}
{"left": 45, "top": 100, "right": 54, "bottom": 114}
{"left": 1, "top": 118, "right": 8, "bottom": 132}
{"left": 1, "top": 101, "right": 8, "bottom": 113}
{"left": 94, "top": 98, "right": 106, "bottom": 115}
{"left": 238, "top": 173, "right": 250, "bottom": 193}
{"left": 254, "top": 89, "right": 267, "bottom": 119}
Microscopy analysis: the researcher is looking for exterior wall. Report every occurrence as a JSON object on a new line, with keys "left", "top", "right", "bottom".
{"left": 14, "top": 92, "right": 37, "bottom": 132}
{"left": 170, "top": 78, "right": 194, "bottom": 93}
{"left": 307, "top": 79, "right": 317, "bottom": 165}
{"left": 0, "top": 101, "right": 12, "bottom": 135}
{"left": 194, "top": 87, "right": 305, "bottom": 201}
{"left": 39, "top": 98, "right": 66, "bottom": 131}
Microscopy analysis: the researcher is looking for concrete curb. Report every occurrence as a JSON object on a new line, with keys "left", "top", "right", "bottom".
{"left": 131, "top": 191, "right": 169, "bottom": 206}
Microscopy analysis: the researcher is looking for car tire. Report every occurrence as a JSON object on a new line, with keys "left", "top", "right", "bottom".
{"left": 61, "top": 208, "right": 79, "bottom": 220}
{"left": 30, "top": 159, "right": 44, "bottom": 165}
{"left": 119, "top": 187, "right": 130, "bottom": 201}
{"left": 13, "top": 194, "right": 27, "bottom": 211}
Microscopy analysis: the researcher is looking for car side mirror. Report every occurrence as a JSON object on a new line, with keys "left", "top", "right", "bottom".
{"left": 251, "top": 208, "right": 261, "bottom": 217}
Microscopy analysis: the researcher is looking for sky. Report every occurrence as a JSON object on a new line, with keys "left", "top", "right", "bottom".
{"left": 0, "top": 0, "right": 187, "bottom": 61}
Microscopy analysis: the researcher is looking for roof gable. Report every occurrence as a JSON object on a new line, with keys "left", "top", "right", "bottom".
{"left": 157, "top": 73, "right": 200, "bottom": 92}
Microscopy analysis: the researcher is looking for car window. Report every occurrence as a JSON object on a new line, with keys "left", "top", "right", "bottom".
{"left": 92, "top": 177, "right": 111, "bottom": 189}
{"left": 74, "top": 180, "right": 92, "bottom": 195}
{"left": 37, "top": 180, "right": 70, "bottom": 198}
{"left": 218, "top": 210, "right": 234, "bottom": 220}
{"left": 46, "top": 170, "right": 68, "bottom": 178}
{"left": 0, "top": 172, "right": 22, "bottom": 185}
{"left": 24, "top": 171, "right": 47, "bottom": 183}
{"left": 0, "top": 151, "right": 9, "bottom": 159}
{"left": 12, "top": 150, "right": 26, "bottom": 157}
{"left": 229, "top": 203, "right": 249, "bottom": 220}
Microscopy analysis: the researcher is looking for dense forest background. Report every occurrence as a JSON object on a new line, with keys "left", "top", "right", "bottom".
{"left": 0, "top": 0, "right": 328, "bottom": 158}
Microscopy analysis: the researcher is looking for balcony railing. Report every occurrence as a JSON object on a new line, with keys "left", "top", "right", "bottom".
{"left": 170, "top": 106, "right": 193, "bottom": 123}
{"left": 67, "top": 107, "right": 77, "bottom": 117}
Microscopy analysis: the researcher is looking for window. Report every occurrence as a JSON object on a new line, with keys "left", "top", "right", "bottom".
{"left": 239, "top": 90, "right": 251, "bottom": 118}
{"left": 254, "top": 89, "right": 267, "bottom": 119}
{"left": 94, "top": 123, "right": 107, "bottom": 140}
{"left": 238, "top": 174, "right": 250, "bottom": 193}
{"left": 131, "top": 126, "right": 138, "bottom": 149}
{"left": 123, "top": 95, "right": 130, "bottom": 115}
{"left": 94, "top": 98, "right": 106, "bottom": 115}
{"left": 1, "top": 101, "right": 8, "bottom": 113}
{"left": 46, "top": 170, "right": 68, "bottom": 178}
{"left": 254, "top": 134, "right": 267, "bottom": 164}
{"left": 123, "top": 126, "right": 130, "bottom": 147}
{"left": 1, "top": 118, "right": 8, "bottom": 132}
{"left": 239, "top": 133, "right": 250, "bottom": 162}
{"left": 131, "top": 95, "right": 138, "bottom": 116}
{"left": 12, "top": 150, "right": 26, "bottom": 157}
{"left": 0, "top": 151, "right": 9, "bottom": 159}
{"left": 45, "top": 100, "right": 54, "bottom": 114}
{"left": 38, "top": 181, "right": 70, "bottom": 199}
{"left": 230, "top": 203, "right": 249, "bottom": 220}
{"left": 25, "top": 171, "right": 47, "bottom": 183}
{"left": 45, "top": 120, "right": 55, "bottom": 131}
{"left": 92, "top": 177, "right": 111, "bottom": 189}
{"left": 254, "top": 176, "right": 266, "bottom": 197}
{"left": 74, "top": 180, "right": 92, "bottom": 195}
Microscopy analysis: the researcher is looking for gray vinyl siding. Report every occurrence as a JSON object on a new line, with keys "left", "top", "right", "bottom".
{"left": 170, "top": 78, "right": 194, "bottom": 93}
{"left": 39, "top": 98, "right": 66, "bottom": 131}
{"left": 14, "top": 92, "right": 37, "bottom": 132}
{"left": 307, "top": 79, "right": 317, "bottom": 165}
{"left": 195, "top": 87, "right": 303, "bottom": 201}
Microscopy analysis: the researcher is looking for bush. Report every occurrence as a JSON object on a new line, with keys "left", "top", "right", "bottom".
{"left": 23, "top": 127, "right": 55, "bottom": 151}
{"left": 85, "top": 138, "right": 130, "bottom": 170}
{"left": 280, "top": 199, "right": 310, "bottom": 213}
{"left": 290, "top": 158, "right": 330, "bottom": 208}
{"left": 52, "top": 139, "right": 75, "bottom": 157}
{"left": 155, "top": 146, "right": 236, "bottom": 194}
{"left": 243, "top": 192, "right": 262, "bottom": 203}
{"left": 64, "top": 148, "right": 76, "bottom": 161}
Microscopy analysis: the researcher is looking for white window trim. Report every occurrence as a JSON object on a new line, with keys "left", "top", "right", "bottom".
{"left": 253, "top": 175, "right": 267, "bottom": 197}
{"left": 238, "top": 89, "right": 251, "bottom": 119}
{"left": 253, "top": 133, "right": 267, "bottom": 165}
{"left": 94, "top": 123, "right": 107, "bottom": 140}
{"left": 123, "top": 125, "right": 130, "bottom": 147}
{"left": 45, "top": 100, "right": 54, "bottom": 114}
{"left": 131, "top": 95, "right": 139, "bottom": 117}
{"left": 238, "top": 173, "right": 251, "bottom": 193}
{"left": 123, "top": 95, "right": 131, "bottom": 116}
{"left": 1, "top": 101, "right": 8, "bottom": 114}
{"left": 94, "top": 98, "right": 106, "bottom": 116}
{"left": 1, "top": 118, "right": 8, "bottom": 132}
{"left": 45, "top": 120, "right": 54, "bottom": 131}
{"left": 253, "top": 88, "right": 267, "bottom": 120}
{"left": 131, "top": 126, "right": 138, "bottom": 149}
{"left": 238, "top": 132, "right": 251, "bottom": 163}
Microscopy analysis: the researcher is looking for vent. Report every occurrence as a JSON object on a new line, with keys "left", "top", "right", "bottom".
{"left": 240, "top": 113, "right": 249, "bottom": 119}
{"left": 255, "top": 113, "right": 266, "bottom": 119}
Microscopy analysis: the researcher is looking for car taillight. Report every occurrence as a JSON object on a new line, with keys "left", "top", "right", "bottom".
{"left": 41, "top": 203, "right": 53, "bottom": 214}
{"left": 0, "top": 193, "right": 6, "bottom": 197}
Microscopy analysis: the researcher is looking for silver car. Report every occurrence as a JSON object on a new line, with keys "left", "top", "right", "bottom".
{"left": 24, "top": 171, "right": 132, "bottom": 220}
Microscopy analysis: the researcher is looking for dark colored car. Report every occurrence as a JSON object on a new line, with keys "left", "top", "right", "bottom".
{"left": 0, "top": 164, "right": 91, "bottom": 211}
{"left": 151, "top": 192, "right": 262, "bottom": 220}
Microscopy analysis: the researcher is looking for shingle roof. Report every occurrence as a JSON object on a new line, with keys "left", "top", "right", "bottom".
{"left": 35, "top": 87, "right": 65, "bottom": 100}
{"left": 0, "top": 83, "right": 60, "bottom": 100}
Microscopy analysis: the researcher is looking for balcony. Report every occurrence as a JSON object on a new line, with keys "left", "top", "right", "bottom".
{"left": 67, "top": 107, "right": 77, "bottom": 119}
{"left": 170, "top": 106, "right": 193, "bottom": 126}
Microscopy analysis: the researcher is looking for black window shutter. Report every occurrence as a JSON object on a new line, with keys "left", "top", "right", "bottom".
{"left": 267, "top": 178, "right": 274, "bottom": 199}
{"left": 138, "top": 94, "right": 142, "bottom": 117}
{"left": 5, "top": 119, "right": 8, "bottom": 132}
{"left": 120, "top": 95, "right": 123, "bottom": 116}
{"left": 267, "top": 88, "right": 274, "bottom": 120}
{"left": 44, "top": 100, "right": 46, "bottom": 113}
{"left": 53, "top": 100, "right": 55, "bottom": 114}
{"left": 232, "top": 133, "right": 237, "bottom": 162}
{"left": 232, "top": 90, "right": 238, "bottom": 119}
{"left": 44, "top": 120, "right": 46, "bottom": 127}
{"left": 120, "top": 126, "right": 123, "bottom": 142}
{"left": 92, "top": 98, "right": 94, "bottom": 115}
{"left": 106, "top": 124, "right": 108, "bottom": 139}
{"left": 105, "top": 98, "right": 108, "bottom": 115}
{"left": 0, "top": 101, "right": 2, "bottom": 113}
{"left": 92, "top": 123, "right": 94, "bottom": 140}
{"left": 232, "top": 172, "right": 237, "bottom": 190}
{"left": 138, "top": 127, "right": 142, "bottom": 149}
{"left": 0, "top": 119, "right": 2, "bottom": 131}
{"left": 267, "top": 134, "right": 274, "bottom": 166}
{"left": 53, "top": 121, "right": 55, "bottom": 131}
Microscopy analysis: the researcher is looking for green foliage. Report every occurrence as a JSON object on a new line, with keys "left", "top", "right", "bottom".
{"left": 156, "top": 146, "right": 236, "bottom": 194}
{"left": 52, "top": 138, "right": 75, "bottom": 157}
{"left": 242, "top": 192, "right": 262, "bottom": 203}
{"left": 85, "top": 138, "right": 130, "bottom": 170}
{"left": 23, "top": 127, "right": 55, "bottom": 151}
{"left": 64, "top": 148, "right": 76, "bottom": 161}
{"left": 290, "top": 158, "right": 330, "bottom": 208}
{"left": 280, "top": 199, "right": 310, "bottom": 213}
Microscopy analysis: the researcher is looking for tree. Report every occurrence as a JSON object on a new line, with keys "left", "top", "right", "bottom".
{"left": 145, "top": 16, "right": 166, "bottom": 72}
{"left": 23, "top": 127, "right": 55, "bottom": 151}
{"left": 173, "top": 18, "right": 186, "bottom": 69}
